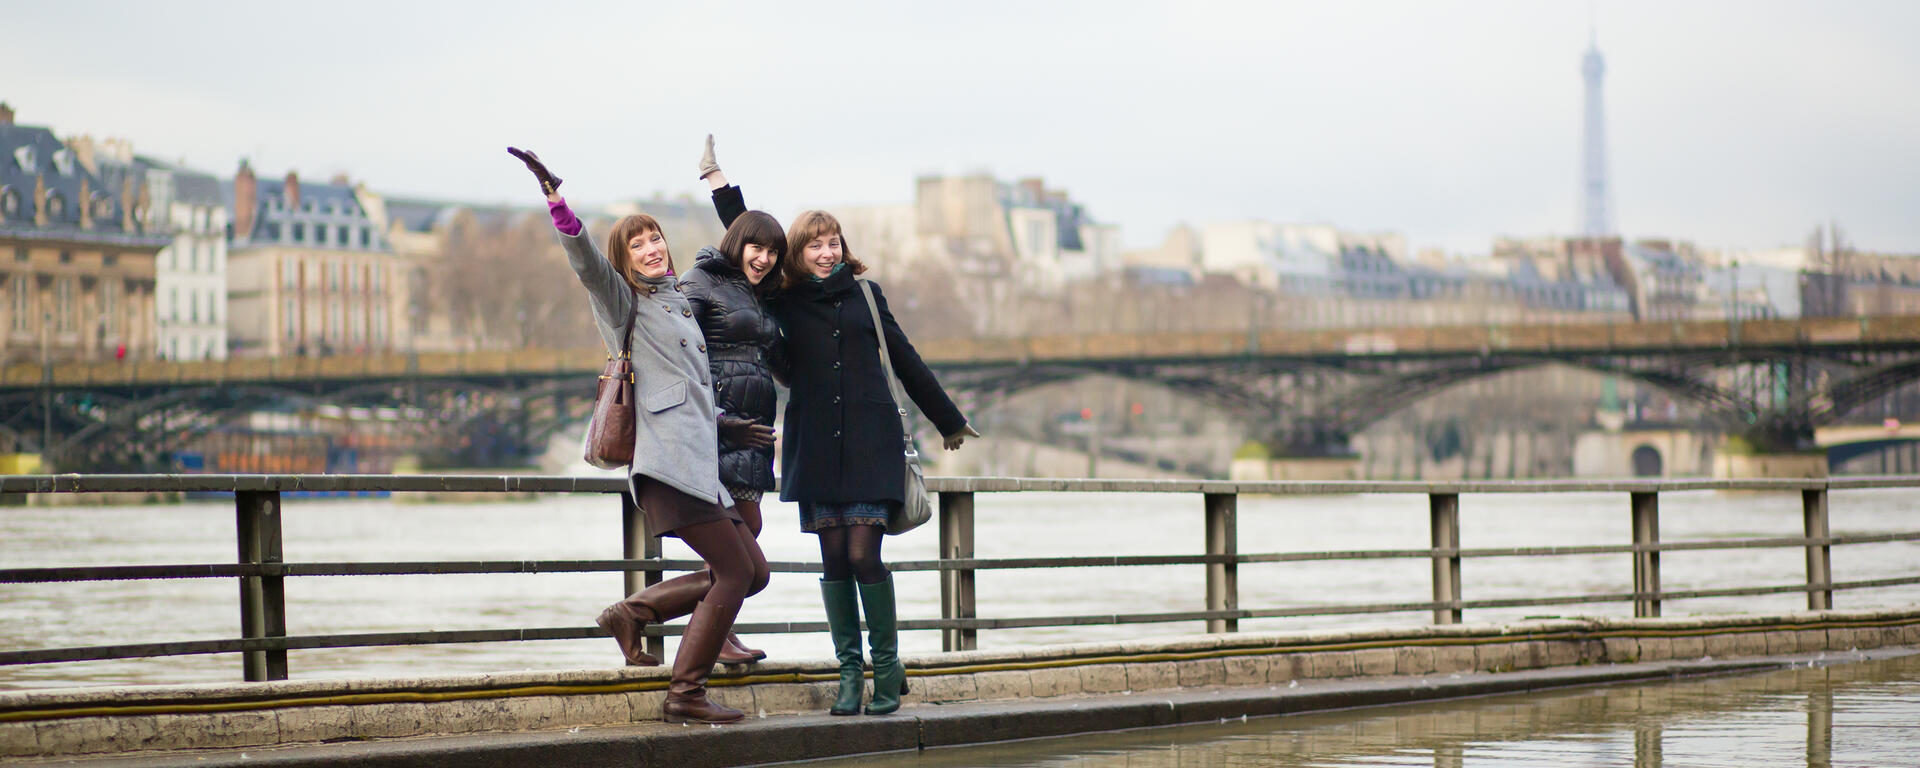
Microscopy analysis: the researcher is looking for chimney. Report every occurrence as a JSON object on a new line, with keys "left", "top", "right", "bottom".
{"left": 285, "top": 171, "right": 301, "bottom": 210}
{"left": 0, "top": 102, "right": 13, "bottom": 125}
{"left": 233, "top": 159, "right": 257, "bottom": 239}
{"left": 68, "top": 135, "right": 99, "bottom": 174}
{"left": 329, "top": 172, "right": 350, "bottom": 186}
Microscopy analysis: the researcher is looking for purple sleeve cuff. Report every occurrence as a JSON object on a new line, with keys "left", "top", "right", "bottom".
{"left": 548, "top": 197, "right": 582, "bottom": 237}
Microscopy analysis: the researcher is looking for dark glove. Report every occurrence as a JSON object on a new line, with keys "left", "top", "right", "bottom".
{"left": 719, "top": 415, "right": 776, "bottom": 450}
{"left": 506, "top": 147, "right": 564, "bottom": 195}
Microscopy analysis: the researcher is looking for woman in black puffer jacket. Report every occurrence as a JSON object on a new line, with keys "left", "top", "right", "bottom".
{"left": 676, "top": 135, "right": 786, "bottom": 664}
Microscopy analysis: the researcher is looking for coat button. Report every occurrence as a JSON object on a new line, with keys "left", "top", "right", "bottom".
{"left": 683, "top": 308, "right": 692, "bottom": 317}
{"left": 698, "top": 344, "right": 707, "bottom": 352}
{"left": 832, "top": 330, "right": 841, "bottom": 338}
{"left": 834, "top": 430, "right": 842, "bottom": 438}
{"left": 832, "top": 361, "right": 841, "bottom": 370}
{"left": 680, "top": 339, "right": 688, "bottom": 347}
{"left": 833, "top": 395, "right": 841, "bottom": 404}
{"left": 834, "top": 300, "right": 842, "bottom": 308}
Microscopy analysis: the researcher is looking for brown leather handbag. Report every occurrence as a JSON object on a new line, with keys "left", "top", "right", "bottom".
{"left": 584, "top": 307, "right": 637, "bottom": 469}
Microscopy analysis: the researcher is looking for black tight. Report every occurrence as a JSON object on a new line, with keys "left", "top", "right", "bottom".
{"left": 817, "top": 523, "right": 888, "bottom": 584}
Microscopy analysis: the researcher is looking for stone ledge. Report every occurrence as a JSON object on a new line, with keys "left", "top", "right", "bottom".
{"left": 18, "top": 649, "right": 1917, "bottom": 768}
{"left": 4, "top": 608, "right": 1917, "bottom": 760}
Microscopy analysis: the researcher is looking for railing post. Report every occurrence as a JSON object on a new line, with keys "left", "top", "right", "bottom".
{"left": 1204, "top": 492, "right": 1239, "bottom": 633}
{"left": 1631, "top": 491, "right": 1661, "bottom": 618}
{"left": 621, "top": 491, "right": 664, "bottom": 662}
{"left": 236, "top": 490, "right": 287, "bottom": 681}
{"left": 1803, "top": 488, "right": 1832, "bottom": 610}
{"left": 1430, "top": 493, "right": 1462, "bottom": 624}
{"left": 939, "top": 490, "right": 976, "bottom": 652}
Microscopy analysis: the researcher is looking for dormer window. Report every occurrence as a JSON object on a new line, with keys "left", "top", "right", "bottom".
{"left": 0, "top": 186, "right": 18, "bottom": 218}
{"left": 45, "top": 191, "right": 65, "bottom": 219}
{"left": 11, "top": 146, "right": 33, "bottom": 173}
{"left": 52, "top": 149, "right": 75, "bottom": 176}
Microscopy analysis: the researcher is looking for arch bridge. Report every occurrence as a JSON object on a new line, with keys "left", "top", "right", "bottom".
{"left": 10, "top": 316, "right": 1920, "bottom": 470}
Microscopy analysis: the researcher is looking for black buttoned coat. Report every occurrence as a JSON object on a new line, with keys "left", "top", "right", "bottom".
{"left": 769, "top": 268, "right": 967, "bottom": 504}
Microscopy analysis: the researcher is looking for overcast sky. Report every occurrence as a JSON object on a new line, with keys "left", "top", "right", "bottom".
{"left": 5, "top": 0, "right": 1916, "bottom": 255}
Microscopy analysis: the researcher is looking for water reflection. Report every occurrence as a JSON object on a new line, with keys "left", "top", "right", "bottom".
{"left": 813, "top": 652, "right": 1920, "bottom": 768}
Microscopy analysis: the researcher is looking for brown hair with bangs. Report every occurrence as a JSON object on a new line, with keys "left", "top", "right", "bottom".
{"left": 717, "top": 210, "right": 787, "bottom": 294}
{"left": 781, "top": 209, "right": 866, "bottom": 287}
{"left": 605, "top": 213, "right": 671, "bottom": 291}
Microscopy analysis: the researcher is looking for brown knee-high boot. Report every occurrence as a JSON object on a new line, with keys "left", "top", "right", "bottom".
{"left": 597, "top": 571, "right": 711, "bottom": 666}
{"left": 662, "top": 599, "right": 746, "bottom": 724}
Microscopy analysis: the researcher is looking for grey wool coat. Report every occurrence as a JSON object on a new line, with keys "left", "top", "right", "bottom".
{"left": 559, "top": 228, "right": 733, "bottom": 509}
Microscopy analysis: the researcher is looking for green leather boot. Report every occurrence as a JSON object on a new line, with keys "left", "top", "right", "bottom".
{"left": 820, "top": 579, "right": 865, "bottom": 716}
{"left": 858, "top": 576, "right": 907, "bottom": 715}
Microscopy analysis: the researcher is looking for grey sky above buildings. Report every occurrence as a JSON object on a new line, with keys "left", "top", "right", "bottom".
{"left": 6, "top": 0, "right": 1917, "bottom": 255}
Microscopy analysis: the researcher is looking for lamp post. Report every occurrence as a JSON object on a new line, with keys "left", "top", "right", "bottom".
{"left": 40, "top": 310, "right": 51, "bottom": 470}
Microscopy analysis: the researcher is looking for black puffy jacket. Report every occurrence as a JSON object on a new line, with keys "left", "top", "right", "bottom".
{"left": 679, "top": 246, "right": 782, "bottom": 491}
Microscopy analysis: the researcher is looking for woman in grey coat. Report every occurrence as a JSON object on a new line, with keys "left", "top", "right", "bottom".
{"left": 508, "top": 147, "right": 772, "bottom": 725}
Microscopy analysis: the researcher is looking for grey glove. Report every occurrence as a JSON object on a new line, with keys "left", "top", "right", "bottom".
{"left": 943, "top": 424, "right": 982, "bottom": 451}
{"left": 698, "top": 134, "right": 721, "bottom": 180}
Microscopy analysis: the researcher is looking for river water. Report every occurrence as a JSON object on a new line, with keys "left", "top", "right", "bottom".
{"left": 807, "top": 651, "right": 1920, "bottom": 768}
{"left": 2, "top": 488, "right": 1917, "bottom": 690}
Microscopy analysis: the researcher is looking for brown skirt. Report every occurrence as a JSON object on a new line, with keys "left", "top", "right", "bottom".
{"left": 634, "top": 475, "right": 742, "bottom": 538}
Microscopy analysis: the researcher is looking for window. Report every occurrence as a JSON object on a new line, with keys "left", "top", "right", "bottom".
{"left": 188, "top": 244, "right": 197, "bottom": 272}
{"left": 283, "top": 298, "right": 297, "bottom": 339}
{"left": 170, "top": 287, "right": 179, "bottom": 322}
{"left": 102, "top": 280, "right": 119, "bottom": 335}
{"left": 282, "top": 256, "right": 297, "bottom": 289}
{"left": 54, "top": 276, "right": 74, "bottom": 332}
{"left": 58, "top": 251, "right": 71, "bottom": 264}
{"left": 315, "top": 224, "right": 327, "bottom": 245}
{"left": 9, "top": 275, "right": 30, "bottom": 332}
{"left": 190, "top": 291, "right": 200, "bottom": 324}
{"left": 359, "top": 228, "right": 370, "bottom": 248}
{"left": 337, "top": 225, "right": 348, "bottom": 246}
{"left": 292, "top": 222, "right": 306, "bottom": 242}
{"left": 12, "top": 246, "right": 25, "bottom": 263}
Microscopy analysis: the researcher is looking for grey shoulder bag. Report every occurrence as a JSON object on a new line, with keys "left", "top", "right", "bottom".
{"left": 856, "top": 279, "right": 933, "bottom": 535}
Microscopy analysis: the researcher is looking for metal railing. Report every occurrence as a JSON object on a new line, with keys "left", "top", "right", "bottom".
{"left": 3, "top": 474, "right": 1920, "bottom": 682}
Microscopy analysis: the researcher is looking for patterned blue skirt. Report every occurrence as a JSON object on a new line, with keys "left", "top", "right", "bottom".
{"left": 798, "top": 501, "right": 894, "bottom": 533}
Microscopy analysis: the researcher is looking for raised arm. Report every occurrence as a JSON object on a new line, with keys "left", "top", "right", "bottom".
{"left": 508, "top": 147, "right": 632, "bottom": 352}
{"left": 700, "top": 134, "right": 748, "bottom": 229}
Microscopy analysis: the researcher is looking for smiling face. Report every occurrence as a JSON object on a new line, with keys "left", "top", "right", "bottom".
{"left": 802, "top": 232, "right": 843, "bottom": 278}
{"left": 782, "top": 210, "right": 865, "bottom": 287}
{"left": 627, "top": 228, "right": 669, "bottom": 279}
{"left": 742, "top": 243, "right": 776, "bottom": 285}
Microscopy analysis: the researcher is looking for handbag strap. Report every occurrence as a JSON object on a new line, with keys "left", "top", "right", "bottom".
{"left": 856, "top": 279, "right": 916, "bottom": 456}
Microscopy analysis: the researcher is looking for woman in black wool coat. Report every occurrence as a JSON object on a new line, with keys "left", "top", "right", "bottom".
{"left": 682, "top": 136, "right": 786, "bottom": 665}
{"left": 706, "top": 146, "right": 978, "bottom": 716}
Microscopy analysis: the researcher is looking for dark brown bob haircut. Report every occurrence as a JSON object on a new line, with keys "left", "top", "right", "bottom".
{"left": 717, "top": 210, "right": 787, "bottom": 293}
{"left": 605, "top": 213, "right": 671, "bottom": 291}
{"left": 781, "top": 209, "right": 867, "bottom": 287}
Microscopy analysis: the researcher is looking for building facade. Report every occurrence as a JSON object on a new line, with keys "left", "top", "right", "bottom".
{"left": 144, "top": 158, "right": 230, "bottom": 360}
{"left": 225, "top": 161, "right": 401, "bottom": 357}
{"left": 68, "top": 135, "right": 233, "bottom": 360}
{"left": 0, "top": 105, "right": 167, "bottom": 364}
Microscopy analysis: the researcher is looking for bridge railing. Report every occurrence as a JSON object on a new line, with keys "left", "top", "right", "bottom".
{"left": 3, "top": 474, "right": 1920, "bottom": 682}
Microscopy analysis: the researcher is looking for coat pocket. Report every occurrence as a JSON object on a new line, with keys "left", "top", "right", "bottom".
{"left": 642, "top": 379, "right": 689, "bottom": 413}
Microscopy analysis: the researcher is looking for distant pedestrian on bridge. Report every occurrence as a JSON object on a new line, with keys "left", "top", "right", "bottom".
{"left": 721, "top": 183, "right": 979, "bottom": 714}
{"left": 509, "top": 146, "right": 771, "bottom": 725}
